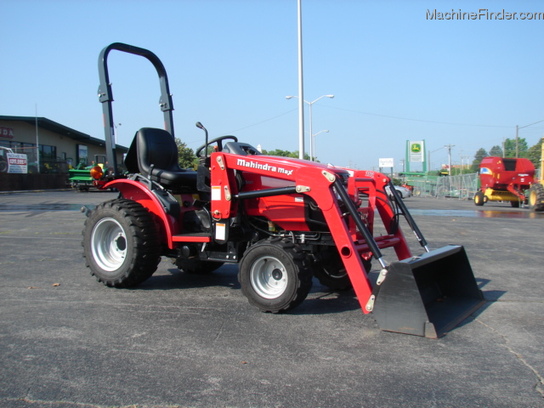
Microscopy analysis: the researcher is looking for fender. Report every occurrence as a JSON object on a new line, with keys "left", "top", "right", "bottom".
{"left": 105, "top": 179, "right": 178, "bottom": 249}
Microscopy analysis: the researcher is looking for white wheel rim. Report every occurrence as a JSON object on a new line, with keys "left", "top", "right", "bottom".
{"left": 250, "top": 255, "right": 288, "bottom": 299}
{"left": 91, "top": 217, "right": 127, "bottom": 272}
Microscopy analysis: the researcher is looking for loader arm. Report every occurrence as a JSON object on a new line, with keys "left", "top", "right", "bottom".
{"left": 348, "top": 172, "right": 413, "bottom": 260}
{"left": 210, "top": 152, "right": 484, "bottom": 337}
{"left": 209, "top": 152, "right": 391, "bottom": 313}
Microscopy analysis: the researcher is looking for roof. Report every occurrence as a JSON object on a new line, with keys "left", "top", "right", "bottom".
{"left": 0, "top": 115, "right": 128, "bottom": 152}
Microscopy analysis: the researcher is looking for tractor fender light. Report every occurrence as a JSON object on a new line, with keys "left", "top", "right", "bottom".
{"left": 90, "top": 165, "right": 104, "bottom": 180}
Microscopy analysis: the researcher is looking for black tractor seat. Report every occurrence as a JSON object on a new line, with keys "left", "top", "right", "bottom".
{"left": 125, "top": 128, "right": 197, "bottom": 191}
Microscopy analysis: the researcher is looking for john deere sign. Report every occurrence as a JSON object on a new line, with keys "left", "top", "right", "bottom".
{"left": 405, "top": 140, "right": 427, "bottom": 173}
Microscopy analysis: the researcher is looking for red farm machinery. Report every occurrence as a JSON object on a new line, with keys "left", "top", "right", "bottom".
{"left": 528, "top": 140, "right": 544, "bottom": 211}
{"left": 82, "top": 43, "right": 485, "bottom": 338}
{"left": 474, "top": 156, "right": 540, "bottom": 209}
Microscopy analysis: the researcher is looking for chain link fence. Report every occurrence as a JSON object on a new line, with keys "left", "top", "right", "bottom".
{"left": 409, "top": 173, "right": 479, "bottom": 200}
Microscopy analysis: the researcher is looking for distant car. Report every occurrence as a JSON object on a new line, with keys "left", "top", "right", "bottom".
{"left": 385, "top": 185, "right": 412, "bottom": 199}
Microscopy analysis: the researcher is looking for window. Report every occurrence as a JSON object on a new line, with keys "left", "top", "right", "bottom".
{"left": 40, "top": 145, "right": 57, "bottom": 160}
{"left": 77, "top": 144, "right": 88, "bottom": 166}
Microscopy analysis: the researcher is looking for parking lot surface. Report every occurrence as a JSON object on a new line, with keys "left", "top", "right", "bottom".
{"left": 1, "top": 190, "right": 543, "bottom": 408}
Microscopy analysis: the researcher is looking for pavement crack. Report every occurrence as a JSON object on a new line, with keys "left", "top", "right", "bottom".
{"left": 212, "top": 319, "right": 226, "bottom": 342}
{"left": 6, "top": 397, "right": 183, "bottom": 408}
{"left": 476, "top": 319, "right": 544, "bottom": 399}
{"left": 7, "top": 397, "right": 104, "bottom": 407}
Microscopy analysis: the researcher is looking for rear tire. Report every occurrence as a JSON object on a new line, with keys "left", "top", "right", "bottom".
{"left": 238, "top": 238, "right": 312, "bottom": 313}
{"left": 314, "top": 261, "right": 351, "bottom": 291}
{"left": 82, "top": 199, "right": 161, "bottom": 287}
{"left": 474, "top": 191, "right": 485, "bottom": 206}
{"left": 311, "top": 247, "right": 371, "bottom": 290}
{"left": 529, "top": 183, "right": 544, "bottom": 212}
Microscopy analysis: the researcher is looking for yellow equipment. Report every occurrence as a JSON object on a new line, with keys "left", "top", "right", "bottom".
{"left": 528, "top": 138, "right": 544, "bottom": 212}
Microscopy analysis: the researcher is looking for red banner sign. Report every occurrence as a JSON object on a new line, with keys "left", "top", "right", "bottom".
{"left": 0, "top": 127, "right": 15, "bottom": 139}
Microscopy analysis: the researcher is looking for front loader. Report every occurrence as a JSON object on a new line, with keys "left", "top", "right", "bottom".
{"left": 82, "top": 43, "right": 485, "bottom": 338}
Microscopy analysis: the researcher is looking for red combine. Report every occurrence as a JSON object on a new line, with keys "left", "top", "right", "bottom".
{"left": 474, "top": 156, "right": 536, "bottom": 207}
{"left": 81, "top": 43, "right": 484, "bottom": 338}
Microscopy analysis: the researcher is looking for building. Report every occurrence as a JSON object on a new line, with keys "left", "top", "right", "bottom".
{"left": 0, "top": 115, "right": 128, "bottom": 190}
{"left": 0, "top": 115, "right": 127, "bottom": 173}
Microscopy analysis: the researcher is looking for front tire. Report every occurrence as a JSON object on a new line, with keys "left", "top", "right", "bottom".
{"left": 238, "top": 238, "right": 312, "bottom": 313}
{"left": 82, "top": 199, "right": 161, "bottom": 287}
{"left": 474, "top": 191, "right": 485, "bottom": 206}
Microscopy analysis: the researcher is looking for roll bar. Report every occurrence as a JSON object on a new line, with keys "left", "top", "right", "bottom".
{"left": 97, "top": 42, "right": 175, "bottom": 176}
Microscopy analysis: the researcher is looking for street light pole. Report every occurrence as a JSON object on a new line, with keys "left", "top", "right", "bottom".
{"left": 297, "top": 0, "right": 305, "bottom": 160}
{"left": 428, "top": 147, "right": 442, "bottom": 172}
{"left": 286, "top": 94, "right": 334, "bottom": 160}
{"left": 311, "top": 129, "right": 329, "bottom": 161}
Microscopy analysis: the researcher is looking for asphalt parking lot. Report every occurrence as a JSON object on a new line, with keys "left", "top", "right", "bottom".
{"left": 1, "top": 190, "right": 543, "bottom": 408}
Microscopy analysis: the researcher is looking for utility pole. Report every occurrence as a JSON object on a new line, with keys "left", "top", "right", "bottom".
{"left": 515, "top": 125, "right": 519, "bottom": 158}
{"left": 35, "top": 104, "right": 40, "bottom": 173}
{"left": 445, "top": 144, "right": 455, "bottom": 176}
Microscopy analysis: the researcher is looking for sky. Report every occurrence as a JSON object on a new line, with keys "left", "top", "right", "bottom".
{"left": 2, "top": 0, "right": 544, "bottom": 172}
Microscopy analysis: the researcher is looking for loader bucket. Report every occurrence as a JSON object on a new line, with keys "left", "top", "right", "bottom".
{"left": 372, "top": 245, "right": 485, "bottom": 338}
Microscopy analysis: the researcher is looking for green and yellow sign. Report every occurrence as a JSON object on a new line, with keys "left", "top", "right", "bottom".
{"left": 409, "top": 141, "right": 424, "bottom": 163}
{"left": 411, "top": 143, "right": 422, "bottom": 153}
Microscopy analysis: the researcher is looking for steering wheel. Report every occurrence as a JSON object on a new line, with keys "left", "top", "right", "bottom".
{"left": 196, "top": 135, "right": 238, "bottom": 158}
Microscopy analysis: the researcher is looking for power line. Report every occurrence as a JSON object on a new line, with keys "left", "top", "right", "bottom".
{"left": 228, "top": 109, "right": 297, "bottom": 133}
{"left": 196, "top": 104, "right": 539, "bottom": 144}
{"left": 325, "top": 105, "right": 513, "bottom": 129}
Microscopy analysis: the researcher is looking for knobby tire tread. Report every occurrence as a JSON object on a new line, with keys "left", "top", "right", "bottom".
{"left": 82, "top": 198, "right": 161, "bottom": 287}
{"left": 530, "top": 184, "right": 544, "bottom": 212}
{"left": 239, "top": 237, "right": 313, "bottom": 313}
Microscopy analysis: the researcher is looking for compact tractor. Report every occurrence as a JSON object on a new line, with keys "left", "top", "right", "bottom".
{"left": 82, "top": 43, "right": 484, "bottom": 338}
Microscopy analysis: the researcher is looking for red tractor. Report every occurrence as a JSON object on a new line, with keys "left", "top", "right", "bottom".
{"left": 474, "top": 156, "right": 536, "bottom": 207}
{"left": 82, "top": 43, "right": 484, "bottom": 338}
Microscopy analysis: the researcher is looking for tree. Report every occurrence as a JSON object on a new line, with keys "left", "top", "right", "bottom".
{"left": 503, "top": 137, "right": 528, "bottom": 158}
{"left": 489, "top": 145, "right": 503, "bottom": 157}
{"left": 471, "top": 148, "right": 488, "bottom": 172}
{"left": 263, "top": 149, "right": 311, "bottom": 160}
{"left": 175, "top": 138, "right": 197, "bottom": 169}
{"left": 527, "top": 138, "right": 543, "bottom": 169}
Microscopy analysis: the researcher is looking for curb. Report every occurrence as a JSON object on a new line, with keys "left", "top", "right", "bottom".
{"left": 0, "top": 188, "right": 73, "bottom": 195}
